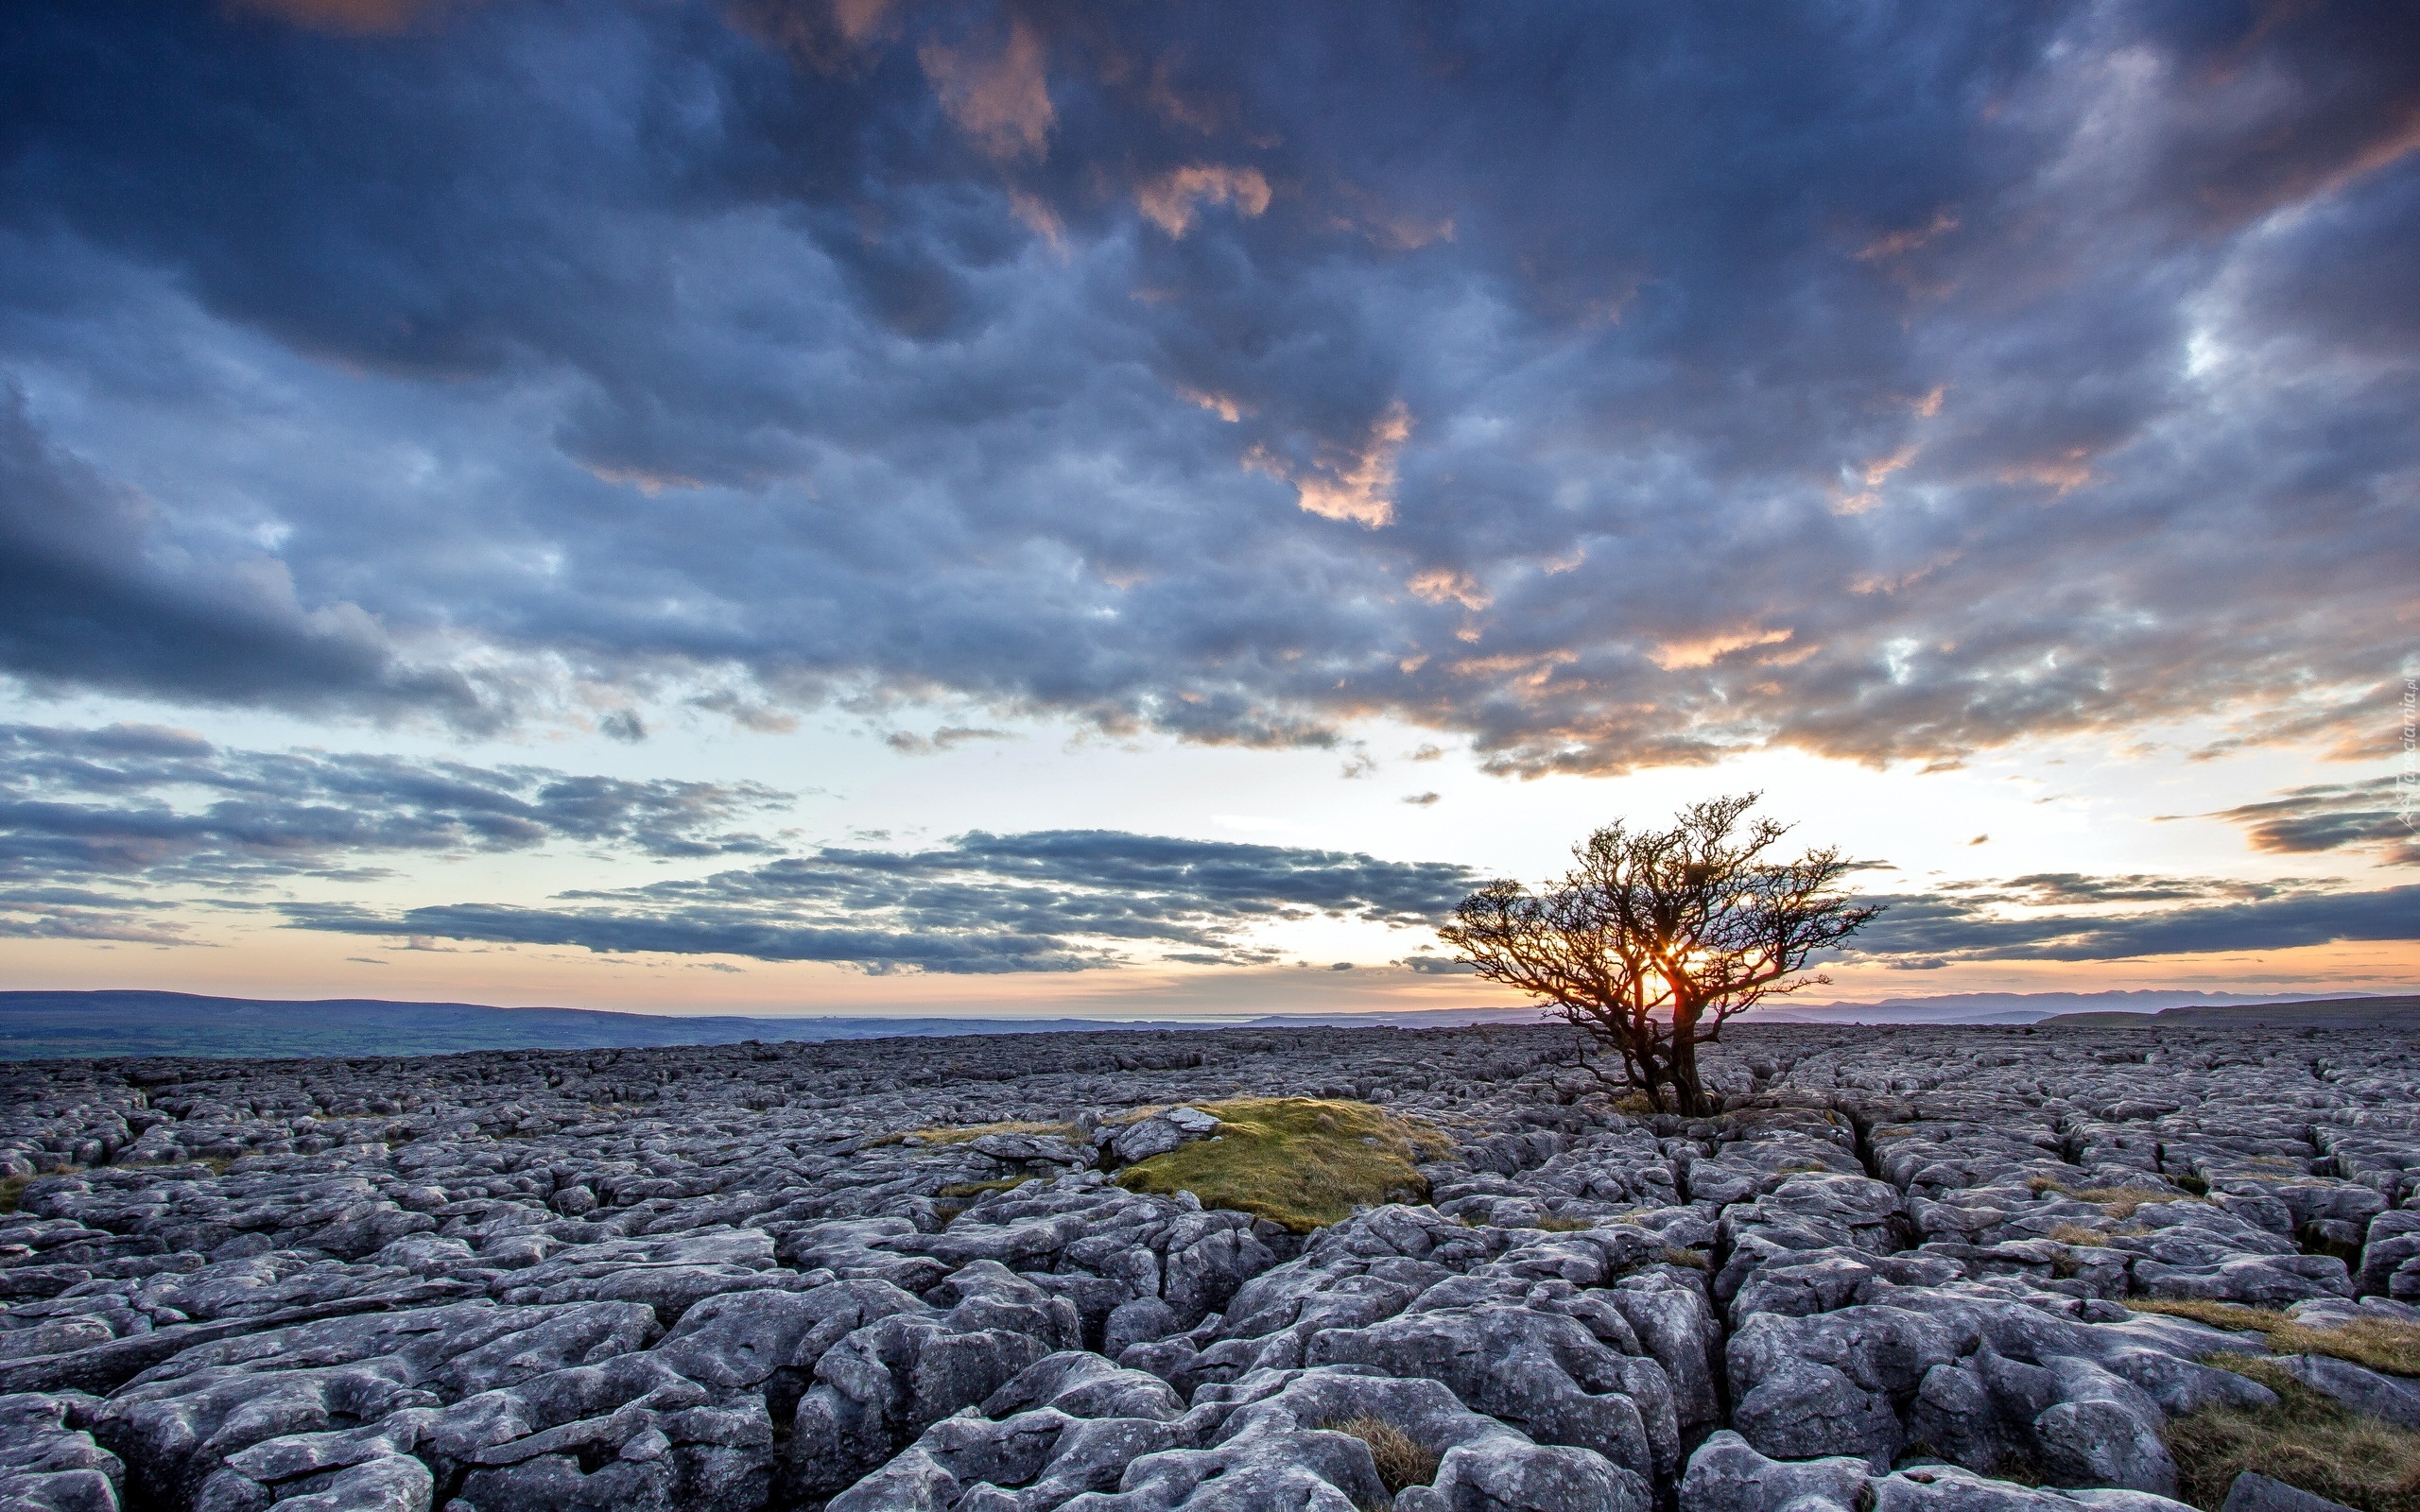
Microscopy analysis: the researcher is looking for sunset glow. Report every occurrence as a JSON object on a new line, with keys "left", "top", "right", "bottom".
{"left": 2, "top": 3, "right": 2412, "bottom": 1020}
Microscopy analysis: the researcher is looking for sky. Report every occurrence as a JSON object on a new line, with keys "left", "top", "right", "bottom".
{"left": 0, "top": 0, "right": 2413, "bottom": 1020}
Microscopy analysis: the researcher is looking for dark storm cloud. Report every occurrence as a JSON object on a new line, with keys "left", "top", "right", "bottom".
{"left": 0, "top": 388, "right": 493, "bottom": 724}
{"left": 280, "top": 828, "right": 1483, "bottom": 972}
{"left": 0, "top": 723, "right": 788, "bottom": 945}
{"left": 271, "top": 828, "right": 2416, "bottom": 971}
{"left": 1, "top": 2, "right": 2413, "bottom": 771}
{"left": 2193, "top": 779, "right": 2420, "bottom": 867}
{"left": 1845, "top": 882, "right": 2420, "bottom": 968}
{"left": 1936, "top": 873, "right": 2292, "bottom": 906}
{"left": 283, "top": 901, "right": 1103, "bottom": 974}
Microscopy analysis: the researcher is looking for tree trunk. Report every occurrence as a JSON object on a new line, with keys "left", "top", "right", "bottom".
{"left": 1668, "top": 1010, "right": 1711, "bottom": 1117}
{"left": 1631, "top": 1036, "right": 1672, "bottom": 1111}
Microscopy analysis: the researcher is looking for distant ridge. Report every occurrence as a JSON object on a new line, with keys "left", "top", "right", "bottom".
{"left": 0, "top": 990, "right": 1191, "bottom": 1061}
{"left": 1758, "top": 989, "right": 2363, "bottom": 1025}
{"left": 5, "top": 988, "right": 2410, "bottom": 1062}
{"left": 0, "top": 989, "right": 1557, "bottom": 1062}
{"left": 2035, "top": 995, "right": 2420, "bottom": 1029}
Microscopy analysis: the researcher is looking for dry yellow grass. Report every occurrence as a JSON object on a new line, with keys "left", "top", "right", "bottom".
{"left": 2030, "top": 1177, "right": 2201, "bottom": 1218}
{"left": 1324, "top": 1415, "right": 1440, "bottom": 1495}
{"left": 2050, "top": 1220, "right": 2150, "bottom": 1246}
{"left": 2126, "top": 1301, "right": 2420, "bottom": 1378}
{"left": 2078, "top": 1186, "right": 2194, "bottom": 1217}
{"left": 894, "top": 1119, "right": 1082, "bottom": 1147}
{"left": 1114, "top": 1097, "right": 1450, "bottom": 1232}
{"left": 935, "top": 1177, "right": 1031, "bottom": 1201}
{"left": 2166, "top": 1359, "right": 2420, "bottom": 1512}
{"left": 0, "top": 1164, "right": 87, "bottom": 1213}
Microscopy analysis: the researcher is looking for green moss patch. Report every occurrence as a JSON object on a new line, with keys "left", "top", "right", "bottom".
{"left": 1114, "top": 1097, "right": 1450, "bottom": 1233}
{"left": 2166, "top": 1360, "right": 2420, "bottom": 1512}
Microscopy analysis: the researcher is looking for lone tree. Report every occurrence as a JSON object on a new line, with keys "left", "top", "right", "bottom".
{"left": 1438, "top": 794, "right": 1880, "bottom": 1118}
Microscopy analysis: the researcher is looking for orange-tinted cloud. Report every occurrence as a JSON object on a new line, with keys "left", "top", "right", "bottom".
{"left": 1833, "top": 443, "right": 1919, "bottom": 514}
{"left": 1136, "top": 165, "right": 1272, "bottom": 237}
{"left": 227, "top": 0, "right": 468, "bottom": 32}
{"left": 829, "top": 0, "right": 900, "bottom": 45}
{"left": 1647, "top": 626, "right": 1795, "bottom": 672}
{"left": 1408, "top": 568, "right": 1489, "bottom": 611}
{"left": 1858, "top": 209, "right": 1961, "bottom": 261}
{"left": 1247, "top": 400, "right": 1410, "bottom": 528}
{"left": 920, "top": 19, "right": 1054, "bottom": 161}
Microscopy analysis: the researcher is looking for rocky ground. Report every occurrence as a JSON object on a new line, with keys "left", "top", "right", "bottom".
{"left": 1, "top": 1022, "right": 2416, "bottom": 1512}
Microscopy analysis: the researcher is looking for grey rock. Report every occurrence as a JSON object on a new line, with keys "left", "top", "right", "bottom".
{"left": 1305, "top": 1302, "right": 1662, "bottom": 1476}
{"left": 2273, "top": 1352, "right": 2420, "bottom": 1430}
{"left": 1107, "top": 1122, "right": 1187, "bottom": 1166}
{"left": 979, "top": 1352, "right": 1183, "bottom": 1423}
{"left": 966, "top": 1136, "right": 1092, "bottom": 1168}
{"left": 0, "top": 1391, "right": 123, "bottom": 1512}
{"left": 1100, "top": 1298, "right": 1180, "bottom": 1361}
{"left": 2221, "top": 1471, "right": 2357, "bottom": 1512}
{"left": 1680, "top": 1430, "right": 1869, "bottom": 1512}
{"left": 10, "top": 1019, "right": 2420, "bottom": 1512}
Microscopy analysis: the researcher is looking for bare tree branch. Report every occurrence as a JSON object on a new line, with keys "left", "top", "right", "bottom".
{"left": 1438, "top": 793, "right": 1881, "bottom": 1117}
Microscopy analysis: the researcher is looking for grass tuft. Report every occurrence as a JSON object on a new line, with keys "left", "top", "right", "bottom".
{"left": 1535, "top": 1215, "right": 1597, "bottom": 1231}
{"left": 1325, "top": 1415, "right": 1440, "bottom": 1494}
{"left": 895, "top": 1120, "right": 1081, "bottom": 1147}
{"left": 1114, "top": 1097, "right": 1449, "bottom": 1232}
{"left": 2048, "top": 1221, "right": 2149, "bottom": 1246}
{"left": 2132, "top": 1298, "right": 2288, "bottom": 1331}
{"left": 1663, "top": 1246, "right": 1712, "bottom": 1270}
{"left": 936, "top": 1177, "right": 1032, "bottom": 1201}
{"left": 2166, "top": 1361, "right": 2420, "bottom": 1512}
{"left": 934, "top": 1176, "right": 1032, "bottom": 1224}
{"left": 2125, "top": 1301, "right": 2420, "bottom": 1378}
{"left": 0, "top": 1165, "right": 85, "bottom": 1214}
{"left": 2030, "top": 1177, "right": 2200, "bottom": 1218}
{"left": 2077, "top": 1186, "right": 2189, "bottom": 1218}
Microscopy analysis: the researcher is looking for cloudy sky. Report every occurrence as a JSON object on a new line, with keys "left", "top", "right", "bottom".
{"left": 1, "top": 0, "right": 2412, "bottom": 1018}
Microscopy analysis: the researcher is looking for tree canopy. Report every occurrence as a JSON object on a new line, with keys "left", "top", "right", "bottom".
{"left": 1438, "top": 794, "right": 1880, "bottom": 1117}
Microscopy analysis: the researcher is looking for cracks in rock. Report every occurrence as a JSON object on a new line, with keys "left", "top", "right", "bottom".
{"left": 9, "top": 1022, "right": 2419, "bottom": 1512}
{"left": 1841, "top": 1107, "right": 1884, "bottom": 1184}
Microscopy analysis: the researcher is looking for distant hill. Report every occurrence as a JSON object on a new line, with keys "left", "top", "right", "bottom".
{"left": 2035, "top": 995, "right": 2420, "bottom": 1029}
{"left": 1759, "top": 989, "right": 2363, "bottom": 1025}
{"left": 0, "top": 990, "right": 1201, "bottom": 1061}
{"left": 0, "top": 990, "right": 1565, "bottom": 1062}
{"left": 6, "top": 987, "right": 2409, "bottom": 1063}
